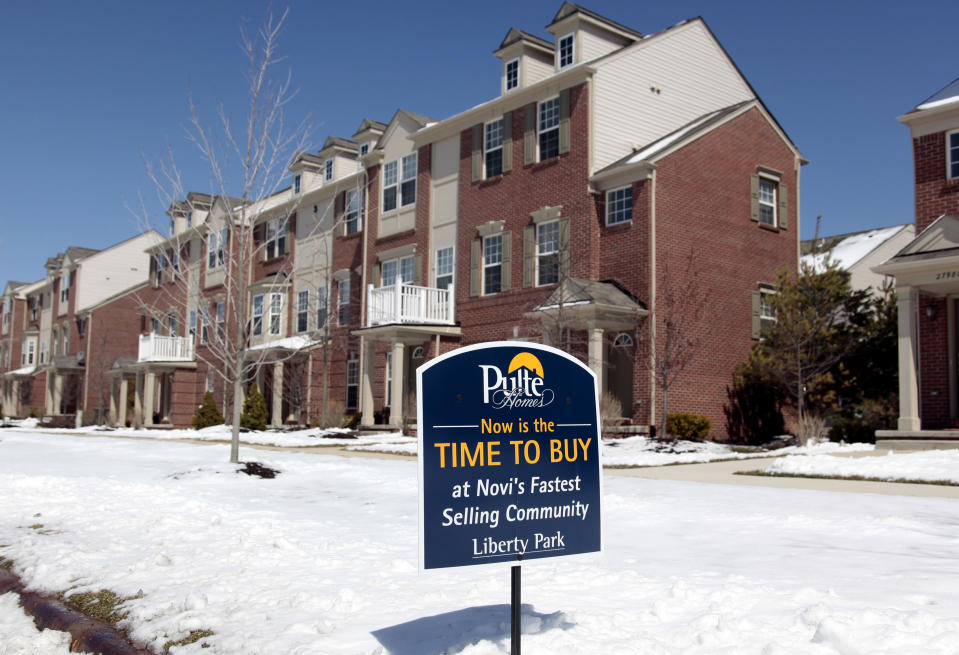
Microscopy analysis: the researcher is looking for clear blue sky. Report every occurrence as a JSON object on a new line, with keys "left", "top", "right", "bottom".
{"left": 1, "top": 0, "right": 956, "bottom": 287}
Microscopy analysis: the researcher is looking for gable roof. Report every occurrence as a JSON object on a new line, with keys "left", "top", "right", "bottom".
{"left": 548, "top": 2, "right": 643, "bottom": 40}
{"left": 914, "top": 76, "right": 959, "bottom": 112}
{"left": 801, "top": 224, "right": 912, "bottom": 271}
{"left": 496, "top": 27, "right": 553, "bottom": 54}
{"left": 890, "top": 215, "right": 959, "bottom": 261}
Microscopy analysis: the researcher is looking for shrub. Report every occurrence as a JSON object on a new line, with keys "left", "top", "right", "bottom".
{"left": 599, "top": 392, "right": 623, "bottom": 426}
{"left": 240, "top": 385, "right": 268, "bottom": 431}
{"left": 315, "top": 398, "right": 346, "bottom": 429}
{"left": 723, "top": 379, "right": 786, "bottom": 445}
{"left": 192, "top": 392, "right": 225, "bottom": 429}
{"left": 827, "top": 397, "right": 895, "bottom": 444}
{"left": 665, "top": 413, "right": 711, "bottom": 440}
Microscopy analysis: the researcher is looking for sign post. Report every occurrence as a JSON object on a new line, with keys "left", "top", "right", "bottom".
{"left": 418, "top": 342, "right": 602, "bottom": 651}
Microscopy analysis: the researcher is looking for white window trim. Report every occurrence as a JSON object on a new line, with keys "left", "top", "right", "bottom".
{"left": 385, "top": 351, "right": 392, "bottom": 407}
{"left": 252, "top": 294, "right": 264, "bottom": 336}
{"left": 59, "top": 271, "right": 70, "bottom": 305}
{"left": 344, "top": 189, "right": 362, "bottom": 234}
{"left": 536, "top": 220, "right": 559, "bottom": 287}
{"left": 293, "top": 174, "right": 302, "bottom": 195}
{"left": 381, "top": 255, "right": 414, "bottom": 288}
{"left": 338, "top": 278, "right": 351, "bottom": 326}
{"left": 504, "top": 58, "right": 519, "bottom": 92}
{"left": 325, "top": 160, "right": 333, "bottom": 182}
{"left": 208, "top": 227, "right": 227, "bottom": 270}
{"left": 948, "top": 129, "right": 959, "bottom": 181}
{"left": 382, "top": 153, "right": 417, "bottom": 213}
{"left": 346, "top": 356, "right": 359, "bottom": 411}
{"left": 435, "top": 246, "right": 454, "bottom": 290}
{"left": 264, "top": 217, "right": 287, "bottom": 259}
{"left": 296, "top": 290, "right": 310, "bottom": 333}
{"left": 268, "top": 293, "right": 283, "bottom": 336}
{"left": 538, "top": 97, "right": 560, "bottom": 162}
{"left": 483, "top": 233, "right": 503, "bottom": 296}
{"left": 557, "top": 33, "right": 574, "bottom": 69}
{"left": 758, "top": 175, "right": 778, "bottom": 228}
{"left": 606, "top": 186, "right": 633, "bottom": 226}
{"left": 484, "top": 119, "right": 504, "bottom": 179}
{"left": 316, "top": 286, "right": 328, "bottom": 331}
{"left": 759, "top": 287, "right": 777, "bottom": 334}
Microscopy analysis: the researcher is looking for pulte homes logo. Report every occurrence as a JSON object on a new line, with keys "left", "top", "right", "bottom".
{"left": 479, "top": 352, "right": 555, "bottom": 410}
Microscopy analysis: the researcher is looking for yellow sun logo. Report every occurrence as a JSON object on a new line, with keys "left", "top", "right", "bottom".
{"left": 507, "top": 352, "right": 545, "bottom": 378}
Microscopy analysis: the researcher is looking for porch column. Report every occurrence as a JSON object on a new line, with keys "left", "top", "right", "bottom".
{"left": 108, "top": 379, "right": 118, "bottom": 425}
{"left": 143, "top": 371, "right": 156, "bottom": 426}
{"left": 360, "top": 337, "right": 375, "bottom": 426}
{"left": 390, "top": 341, "right": 406, "bottom": 426}
{"left": 118, "top": 377, "right": 129, "bottom": 427}
{"left": 588, "top": 326, "right": 605, "bottom": 390}
{"left": 133, "top": 373, "right": 143, "bottom": 426}
{"left": 897, "top": 286, "right": 921, "bottom": 431}
{"left": 271, "top": 361, "right": 284, "bottom": 427}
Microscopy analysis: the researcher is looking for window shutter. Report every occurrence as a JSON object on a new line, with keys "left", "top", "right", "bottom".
{"left": 471, "top": 124, "right": 482, "bottom": 182}
{"left": 502, "top": 231, "right": 512, "bottom": 292}
{"left": 751, "top": 291, "right": 761, "bottom": 339}
{"left": 413, "top": 253, "right": 422, "bottom": 286}
{"left": 559, "top": 89, "right": 571, "bottom": 155}
{"left": 750, "top": 175, "right": 760, "bottom": 222}
{"left": 470, "top": 238, "right": 481, "bottom": 297}
{"left": 372, "top": 263, "right": 381, "bottom": 288}
{"left": 524, "top": 103, "right": 536, "bottom": 166}
{"left": 335, "top": 192, "right": 345, "bottom": 236}
{"left": 502, "top": 111, "right": 513, "bottom": 173}
{"left": 559, "top": 218, "right": 571, "bottom": 277}
{"left": 778, "top": 183, "right": 788, "bottom": 230}
{"left": 523, "top": 225, "right": 535, "bottom": 288}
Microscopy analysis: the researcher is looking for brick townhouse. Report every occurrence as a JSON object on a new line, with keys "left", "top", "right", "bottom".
{"left": 2, "top": 3, "right": 802, "bottom": 438}
{"left": 876, "top": 76, "right": 959, "bottom": 448}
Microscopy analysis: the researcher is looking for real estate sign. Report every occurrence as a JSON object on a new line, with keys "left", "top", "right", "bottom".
{"left": 418, "top": 342, "right": 602, "bottom": 570}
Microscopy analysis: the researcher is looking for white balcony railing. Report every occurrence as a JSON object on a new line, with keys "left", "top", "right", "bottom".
{"left": 138, "top": 333, "right": 196, "bottom": 363}
{"left": 367, "top": 282, "right": 455, "bottom": 327}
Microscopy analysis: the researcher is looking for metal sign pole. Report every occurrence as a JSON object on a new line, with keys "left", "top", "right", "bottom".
{"left": 511, "top": 563, "right": 521, "bottom": 655}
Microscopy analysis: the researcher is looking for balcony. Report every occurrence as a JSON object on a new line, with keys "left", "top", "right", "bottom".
{"left": 138, "top": 333, "right": 195, "bottom": 363}
{"left": 366, "top": 282, "right": 455, "bottom": 327}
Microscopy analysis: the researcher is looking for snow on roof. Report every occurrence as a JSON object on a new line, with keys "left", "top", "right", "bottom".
{"left": 626, "top": 107, "right": 729, "bottom": 164}
{"left": 802, "top": 225, "right": 906, "bottom": 271}
{"left": 3, "top": 365, "right": 36, "bottom": 377}
{"left": 246, "top": 335, "right": 318, "bottom": 352}
{"left": 915, "top": 76, "right": 959, "bottom": 111}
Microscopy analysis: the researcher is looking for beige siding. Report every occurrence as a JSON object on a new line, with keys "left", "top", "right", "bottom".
{"left": 525, "top": 56, "right": 553, "bottom": 87}
{"left": 578, "top": 23, "right": 628, "bottom": 63}
{"left": 75, "top": 232, "right": 157, "bottom": 312}
{"left": 430, "top": 135, "right": 459, "bottom": 285}
{"left": 592, "top": 21, "right": 754, "bottom": 172}
{"left": 850, "top": 227, "right": 916, "bottom": 293}
{"left": 379, "top": 116, "right": 420, "bottom": 238}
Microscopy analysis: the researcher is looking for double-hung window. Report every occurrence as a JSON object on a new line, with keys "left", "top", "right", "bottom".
{"left": 189, "top": 310, "right": 197, "bottom": 341}
{"left": 269, "top": 293, "right": 282, "bottom": 335}
{"left": 293, "top": 174, "right": 301, "bottom": 195}
{"left": 949, "top": 130, "right": 959, "bottom": 180}
{"left": 383, "top": 153, "right": 417, "bottom": 211}
{"left": 208, "top": 228, "right": 227, "bottom": 269}
{"left": 296, "top": 290, "right": 309, "bottom": 333}
{"left": 252, "top": 294, "right": 264, "bottom": 336}
{"left": 265, "top": 218, "right": 287, "bottom": 259}
{"left": 606, "top": 186, "right": 633, "bottom": 225}
{"left": 758, "top": 178, "right": 777, "bottom": 227}
{"left": 558, "top": 34, "right": 574, "bottom": 69}
{"left": 483, "top": 234, "right": 503, "bottom": 295}
{"left": 346, "top": 356, "right": 359, "bottom": 410}
{"left": 485, "top": 119, "right": 503, "bottom": 178}
{"left": 62, "top": 324, "right": 69, "bottom": 354}
{"left": 316, "top": 286, "right": 328, "bottom": 330}
{"left": 39, "top": 340, "right": 48, "bottom": 364}
{"left": 216, "top": 301, "right": 225, "bottom": 340}
{"left": 344, "top": 189, "right": 362, "bottom": 235}
{"left": 168, "top": 312, "right": 178, "bottom": 337}
{"left": 325, "top": 160, "right": 333, "bottom": 181}
{"left": 538, "top": 97, "right": 560, "bottom": 160}
{"left": 59, "top": 271, "right": 70, "bottom": 305}
{"left": 536, "top": 221, "right": 559, "bottom": 286}
{"left": 435, "top": 247, "right": 454, "bottom": 290}
{"left": 23, "top": 339, "right": 35, "bottom": 366}
{"left": 338, "top": 278, "right": 350, "bottom": 326}
{"left": 505, "top": 59, "right": 519, "bottom": 91}
{"left": 382, "top": 255, "right": 414, "bottom": 287}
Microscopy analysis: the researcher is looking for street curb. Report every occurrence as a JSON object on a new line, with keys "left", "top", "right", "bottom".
{"left": 0, "top": 567, "right": 153, "bottom": 655}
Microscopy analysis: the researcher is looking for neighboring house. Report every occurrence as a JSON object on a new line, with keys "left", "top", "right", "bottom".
{"left": 2, "top": 4, "right": 803, "bottom": 438}
{"left": 875, "top": 76, "right": 959, "bottom": 447}
{"left": 801, "top": 224, "right": 915, "bottom": 293}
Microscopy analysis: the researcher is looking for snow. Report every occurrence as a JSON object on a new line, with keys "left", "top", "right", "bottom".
{"left": 916, "top": 95, "right": 959, "bottom": 111}
{"left": 3, "top": 431, "right": 959, "bottom": 653}
{"left": 2, "top": 365, "right": 36, "bottom": 377}
{"left": 246, "top": 335, "right": 318, "bottom": 351}
{"left": 802, "top": 225, "right": 905, "bottom": 272}
{"left": 0, "top": 592, "right": 88, "bottom": 654}
{"left": 626, "top": 107, "right": 728, "bottom": 164}
{"left": 762, "top": 448, "right": 959, "bottom": 484}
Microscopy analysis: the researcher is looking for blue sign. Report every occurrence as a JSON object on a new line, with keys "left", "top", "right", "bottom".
{"left": 417, "top": 342, "right": 602, "bottom": 570}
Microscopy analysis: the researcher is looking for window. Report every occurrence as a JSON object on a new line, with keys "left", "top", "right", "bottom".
{"left": 187, "top": 210, "right": 193, "bottom": 228}
{"left": 344, "top": 189, "right": 362, "bottom": 235}
{"left": 338, "top": 278, "right": 350, "bottom": 326}
{"left": 151, "top": 317, "right": 161, "bottom": 334}
{"left": 537, "top": 221, "right": 559, "bottom": 286}
{"left": 949, "top": 130, "right": 959, "bottom": 180}
{"left": 606, "top": 186, "right": 633, "bottom": 225}
{"left": 62, "top": 324, "right": 69, "bottom": 354}
{"left": 297, "top": 290, "right": 309, "bottom": 333}
{"left": 293, "top": 174, "right": 301, "bottom": 195}
{"left": 325, "top": 160, "right": 333, "bottom": 181}
{"left": 189, "top": 310, "right": 197, "bottom": 341}
{"left": 346, "top": 356, "right": 359, "bottom": 410}
{"left": 39, "top": 339, "right": 48, "bottom": 364}
{"left": 485, "top": 119, "right": 503, "bottom": 178}
{"left": 435, "top": 246, "right": 454, "bottom": 290}
{"left": 216, "top": 301, "right": 225, "bottom": 340}
{"left": 360, "top": 142, "right": 369, "bottom": 156}
{"left": 29, "top": 296, "right": 38, "bottom": 321}
{"left": 505, "top": 59, "right": 519, "bottom": 91}
{"left": 760, "top": 290, "right": 776, "bottom": 332}
{"left": 23, "top": 339, "right": 35, "bottom": 365}
{"left": 52, "top": 327, "right": 59, "bottom": 356}
{"left": 265, "top": 218, "right": 287, "bottom": 259}
{"left": 383, "top": 153, "right": 417, "bottom": 212}
{"left": 483, "top": 234, "right": 503, "bottom": 295}
{"left": 252, "top": 294, "right": 264, "bottom": 336}
{"left": 269, "top": 293, "right": 282, "bottom": 335}
{"left": 152, "top": 254, "right": 164, "bottom": 286}
{"left": 558, "top": 34, "right": 574, "bottom": 69}
{"left": 205, "top": 371, "right": 215, "bottom": 393}
{"left": 59, "top": 271, "right": 70, "bottom": 305}
{"left": 316, "top": 286, "right": 328, "bottom": 331}
{"left": 208, "top": 228, "right": 227, "bottom": 269}
{"left": 168, "top": 312, "right": 178, "bottom": 337}
{"left": 538, "top": 97, "right": 560, "bottom": 160}
{"left": 758, "top": 178, "right": 777, "bottom": 227}
{"left": 171, "top": 248, "right": 181, "bottom": 280}
{"left": 385, "top": 352, "right": 392, "bottom": 406}
{"left": 382, "top": 255, "right": 414, "bottom": 287}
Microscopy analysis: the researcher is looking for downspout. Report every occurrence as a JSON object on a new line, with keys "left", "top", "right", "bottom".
{"left": 358, "top": 168, "right": 371, "bottom": 424}
{"left": 648, "top": 167, "right": 657, "bottom": 433}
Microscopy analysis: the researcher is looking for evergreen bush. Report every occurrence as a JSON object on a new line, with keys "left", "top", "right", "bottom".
{"left": 240, "top": 385, "right": 268, "bottom": 431}
{"left": 191, "top": 392, "right": 225, "bottom": 429}
{"left": 665, "top": 413, "right": 712, "bottom": 440}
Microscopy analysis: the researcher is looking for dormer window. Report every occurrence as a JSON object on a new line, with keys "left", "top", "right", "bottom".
{"left": 293, "top": 174, "right": 302, "bottom": 195}
{"left": 360, "top": 142, "right": 369, "bottom": 156}
{"left": 325, "top": 160, "right": 333, "bottom": 181}
{"left": 558, "top": 34, "right": 574, "bottom": 69}
{"left": 505, "top": 59, "right": 519, "bottom": 91}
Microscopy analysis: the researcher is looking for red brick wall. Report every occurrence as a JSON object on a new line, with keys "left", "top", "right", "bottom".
{"left": 913, "top": 132, "right": 959, "bottom": 231}
{"left": 918, "top": 294, "right": 950, "bottom": 428}
{"left": 85, "top": 288, "right": 145, "bottom": 417}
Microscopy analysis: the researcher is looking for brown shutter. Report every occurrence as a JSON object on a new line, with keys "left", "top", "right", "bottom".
{"left": 501, "top": 231, "right": 512, "bottom": 292}
{"left": 778, "top": 182, "right": 788, "bottom": 230}
{"left": 524, "top": 103, "right": 536, "bottom": 166}
{"left": 751, "top": 291, "right": 761, "bottom": 339}
{"left": 559, "top": 89, "right": 571, "bottom": 155}
{"left": 523, "top": 225, "right": 535, "bottom": 288}
{"left": 372, "top": 263, "right": 381, "bottom": 288}
{"left": 413, "top": 253, "right": 422, "bottom": 286}
{"left": 471, "top": 124, "right": 482, "bottom": 182}
{"left": 502, "top": 111, "right": 513, "bottom": 173}
{"left": 750, "top": 175, "right": 760, "bottom": 222}
{"left": 559, "top": 218, "right": 571, "bottom": 277}
{"left": 470, "top": 238, "right": 481, "bottom": 297}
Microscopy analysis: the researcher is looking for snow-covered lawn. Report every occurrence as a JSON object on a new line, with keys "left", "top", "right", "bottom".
{"left": 761, "top": 448, "right": 959, "bottom": 485}
{"left": 2, "top": 431, "right": 958, "bottom": 653}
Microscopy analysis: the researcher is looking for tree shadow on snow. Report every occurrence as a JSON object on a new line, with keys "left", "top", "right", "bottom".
{"left": 371, "top": 603, "right": 575, "bottom": 655}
